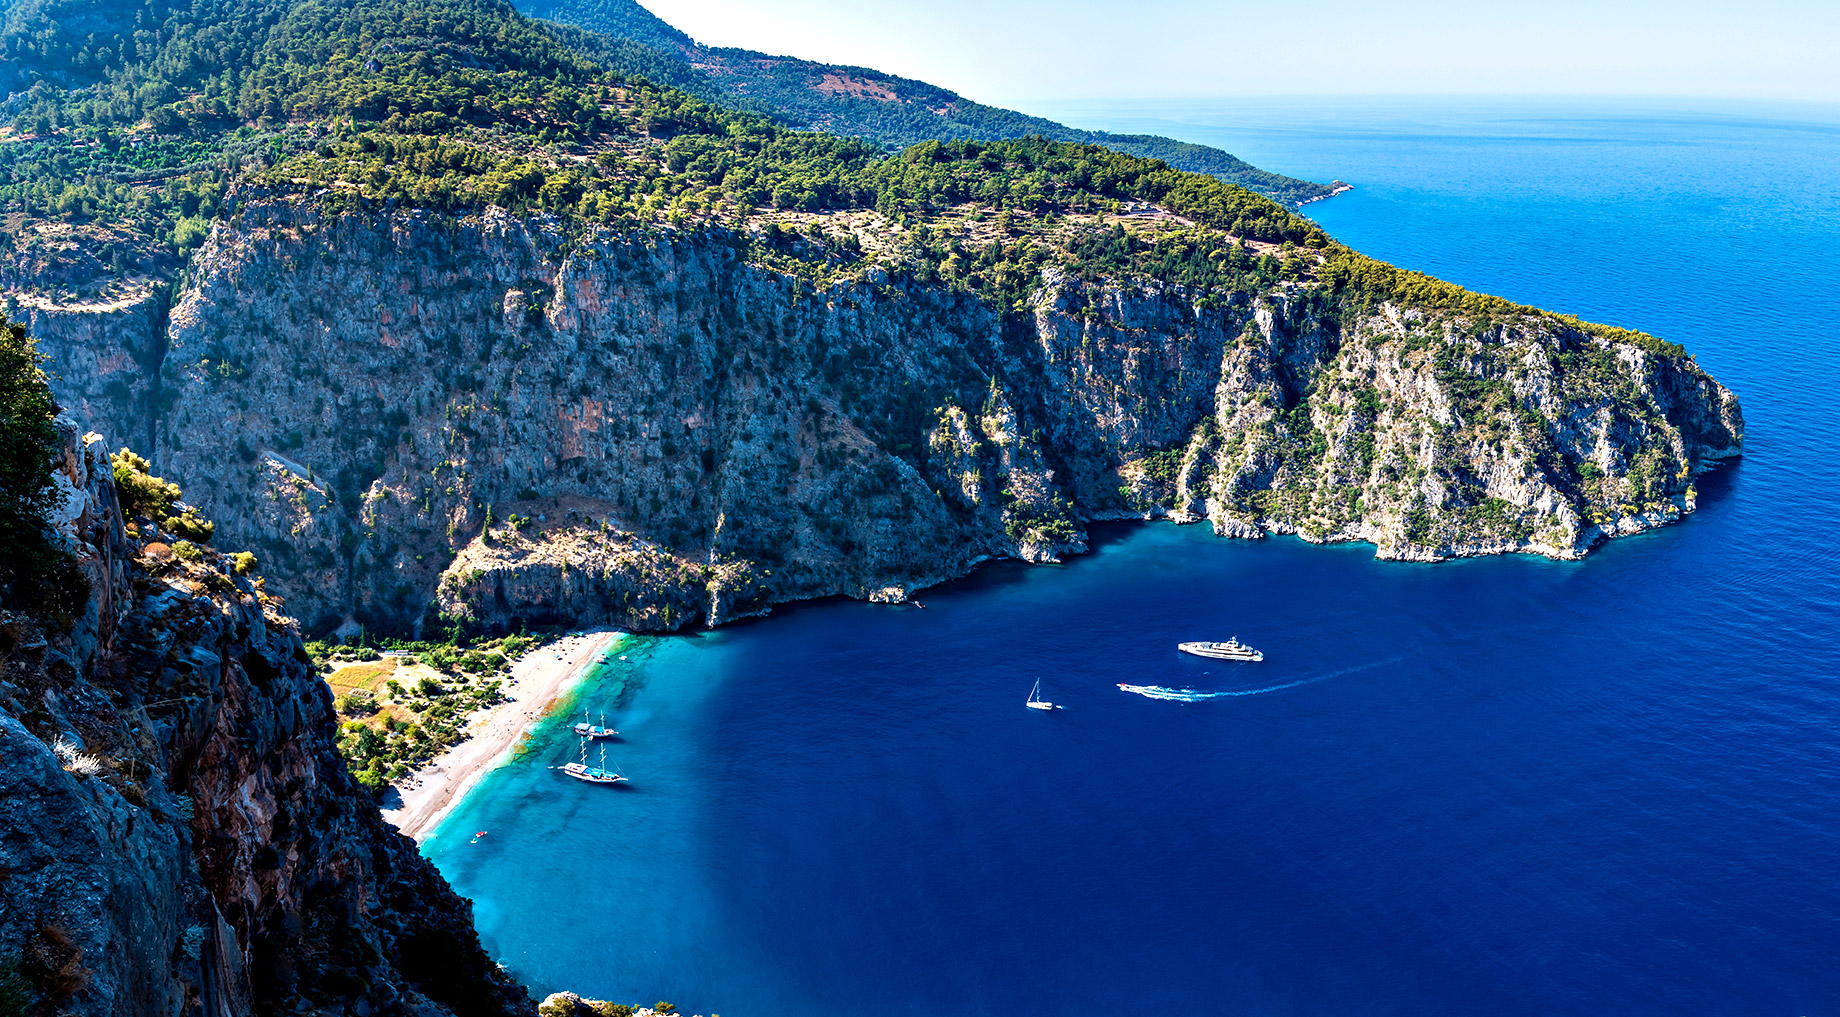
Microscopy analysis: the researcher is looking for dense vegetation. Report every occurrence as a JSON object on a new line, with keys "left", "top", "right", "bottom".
{"left": 313, "top": 630, "right": 535, "bottom": 790}
{"left": 0, "top": 0, "right": 623, "bottom": 253}
{"left": 112, "top": 448, "right": 216, "bottom": 540}
{"left": 264, "top": 113, "right": 1321, "bottom": 243}
{"left": 0, "top": 0, "right": 1687, "bottom": 387}
{"left": 0, "top": 311, "right": 78, "bottom": 612}
{"left": 513, "top": 0, "right": 1340, "bottom": 205}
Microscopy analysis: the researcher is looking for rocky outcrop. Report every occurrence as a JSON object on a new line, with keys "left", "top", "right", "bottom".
{"left": 435, "top": 513, "right": 769, "bottom": 633}
{"left": 0, "top": 417, "right": 529, "bottom": 1017}
{"left": 537, "top": 992, "right": 694, "bottom": 1017}
{"left": 1155, "top": 301, "right": 1744, "bottom": 559}
{"left": 20, "top": 200, "right": 1740, "bottom": 635}
{"left": 540, "top": 993, "right": 691, "bottom": 1015}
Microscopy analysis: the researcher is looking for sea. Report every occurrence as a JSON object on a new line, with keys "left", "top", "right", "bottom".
{"left": 423, "top": 98, "right": 1840, "bottom": 1017}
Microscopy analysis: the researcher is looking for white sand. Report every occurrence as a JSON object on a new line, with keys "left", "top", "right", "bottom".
{"left": 381, "top": 629, "right": 624, "bottom": 842}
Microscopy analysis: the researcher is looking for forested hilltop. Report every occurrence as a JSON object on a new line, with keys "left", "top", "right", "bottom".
{"left": 0, "top": 0, "right": 1740, "bottom": 641}
{"left": 513, "top": 0, "right": 1344, "bottom": 205}
{"left": 0, "top": 0, "right": 1677, "bottom": 332}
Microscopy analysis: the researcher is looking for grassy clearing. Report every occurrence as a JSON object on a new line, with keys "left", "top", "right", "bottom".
{"left": 325, "top": 658, "right": 398, "bottom": 693}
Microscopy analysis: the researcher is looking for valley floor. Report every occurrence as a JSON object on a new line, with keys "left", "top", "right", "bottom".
{"left": 382, "top": 630, "right": 625, "bottom": 840}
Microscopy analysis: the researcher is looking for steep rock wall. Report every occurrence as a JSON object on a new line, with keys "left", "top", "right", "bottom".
{"left": 0, "top": 418, "right": 529, "bottom": 1017}
{"left": 22, "top": 201, "right": 1741, "bottom": 634}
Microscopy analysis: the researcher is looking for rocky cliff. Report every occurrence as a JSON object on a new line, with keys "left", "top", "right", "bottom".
{"left": 14, "top": 198, "right": 1741, "bottom": 635}
{"left": 0, "top": 417, "right": 529, "bottom": 1017}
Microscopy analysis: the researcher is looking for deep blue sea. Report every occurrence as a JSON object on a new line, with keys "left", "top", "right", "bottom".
{"left": 425, "top": 99, "right": 1840, "bottom": 1016}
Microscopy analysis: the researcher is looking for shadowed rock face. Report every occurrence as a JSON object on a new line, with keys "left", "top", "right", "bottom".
{"left": 0, "top": 418, "right": 530, "bottom": 1017}
{"left": 21, "top": 201, "right": 1739, "bottom": 636}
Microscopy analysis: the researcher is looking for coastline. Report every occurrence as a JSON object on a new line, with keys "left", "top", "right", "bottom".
{"left": 382, "top": 629, "right": 625, "bottom": 842}
{"left": 1297, "top": 180, "right": 1354, "bottom": 206}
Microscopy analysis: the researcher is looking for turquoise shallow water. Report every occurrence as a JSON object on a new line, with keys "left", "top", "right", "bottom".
{"left": 426, "top": 99, "right": 1840, "bottom": 1016}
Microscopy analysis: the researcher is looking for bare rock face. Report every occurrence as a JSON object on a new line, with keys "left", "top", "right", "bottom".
{"left": 7, "top": 285, "right": 166, "bottom": 449}
{"left": 21, "top": 200, "right": 1741, "bottom": 635}
{"left": 436, "top": 520, "right": 768, "bottom": 633}
{"left": 1155, "top": 301, "right": 1744, "bottom": 559}
{"left": 0, "top": 418, "right": 530, "bottom": 1017}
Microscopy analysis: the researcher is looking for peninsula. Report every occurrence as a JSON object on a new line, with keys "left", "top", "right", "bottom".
{"left": 0, "top": 0, "right": 1743, "bottom": 1014}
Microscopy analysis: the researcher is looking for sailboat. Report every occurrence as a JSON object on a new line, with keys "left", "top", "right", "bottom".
{"left": 560, "top": 739, "right": 627, "bottom": 785}
{"left": 1026, "top": 679, "right": 1059, "bottom": 711}
{"left": 572, "top": 708, "right": 618, "bottom": 740}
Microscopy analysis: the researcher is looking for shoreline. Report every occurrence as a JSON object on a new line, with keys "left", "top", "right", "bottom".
{"left": 381, "top": 629, "right": 625, "bottom": 842}
{"left": 1296, "top": 181, "right": 1354, "bottom": 207}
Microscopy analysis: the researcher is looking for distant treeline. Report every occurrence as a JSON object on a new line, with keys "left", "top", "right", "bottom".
{"left": 510, "top": 0, "right": 1339, "bottom": 205}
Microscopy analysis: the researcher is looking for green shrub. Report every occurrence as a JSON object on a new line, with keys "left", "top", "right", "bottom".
{"left": 171, "top": 540, "right": 202, "bottom": 562}
{"left": 353, "top": 767, "right": 385, "bottom": 797}
{"left": 231, "top": 551, "right": 257, "bottom": 575}
{"left": 113, "top": 448, "right": 217, "bottom": 541}
{"left": 111, "top": 449, "right": 181, "bottom": 519}
{"left": 171, "top": 216, "right": 211, "bottom": 252}
{"left": 165, "top": 506, "right": 215, "bottom": 542}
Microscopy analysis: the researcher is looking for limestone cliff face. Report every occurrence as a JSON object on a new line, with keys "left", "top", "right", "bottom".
{"left": 0, "top": 418, "right": 529, "bottom": 1017}
{"left": 20, "top": 199, "right": 1740, "bottom": 634}
{"left": 1153, "top": 299, "right": 1744, "bottom": 558}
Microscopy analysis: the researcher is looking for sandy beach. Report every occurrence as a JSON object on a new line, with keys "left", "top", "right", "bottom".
{"left": 382, "top": 629, "right": 625, "bottom": 841}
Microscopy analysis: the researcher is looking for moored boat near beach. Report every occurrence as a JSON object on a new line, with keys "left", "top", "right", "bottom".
{"left": 573, "top": 708, "right": 619, "bottom": 739}
{"left": 561, "top": 740, "right": 627, "bottom": 785}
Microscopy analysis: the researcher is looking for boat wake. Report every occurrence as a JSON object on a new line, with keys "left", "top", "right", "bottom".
{"left": 1117, "top": 656, "right": 1403, "bottom": 701}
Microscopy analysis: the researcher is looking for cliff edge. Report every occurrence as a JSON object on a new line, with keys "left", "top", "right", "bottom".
{"left": 0, "top": 417, "right": 530, "bottom": 1017}
{"left": 22, "top": 199, "right": 1733, "bottom": 635}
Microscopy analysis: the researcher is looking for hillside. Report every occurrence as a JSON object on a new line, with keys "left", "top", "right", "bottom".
{"left": 515, "top": 0, "right": 1345, "bottom": 205}
{"left": 0, "top": 0, "right": 1744, "bottom": 1010}
{"left": 0, "top": 0, "right": 1740, "bottom": 635}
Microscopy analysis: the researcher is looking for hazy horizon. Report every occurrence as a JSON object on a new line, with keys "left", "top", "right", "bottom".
{"left": 1019, "top": 93, "right": 1840, "bottom": 126}
{"left": 639, "top": 0, "right": 1840, "bottom": 109}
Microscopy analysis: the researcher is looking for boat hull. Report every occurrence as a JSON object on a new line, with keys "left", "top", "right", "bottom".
{"left": 572, "top": 724, "right": 619, "bottom": 739}
{"left": 1177, "top": 640, "right": 1264, "bottom": 662}
{"left": 561, "top": 762, "right": 627, "bottom": 784}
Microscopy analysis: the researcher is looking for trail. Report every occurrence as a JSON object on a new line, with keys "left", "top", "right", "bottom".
{"left": 1117, "top": 656, "right": 1403, "bottom": 701}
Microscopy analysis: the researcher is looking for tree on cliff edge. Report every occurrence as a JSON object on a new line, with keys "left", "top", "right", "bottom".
{"left": 0, "top": 313, "right": 84, "bottom": 613}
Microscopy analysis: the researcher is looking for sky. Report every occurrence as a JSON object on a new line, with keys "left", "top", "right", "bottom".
{"left": 637, "top": 0, "right": 1840, "bottom": 107}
